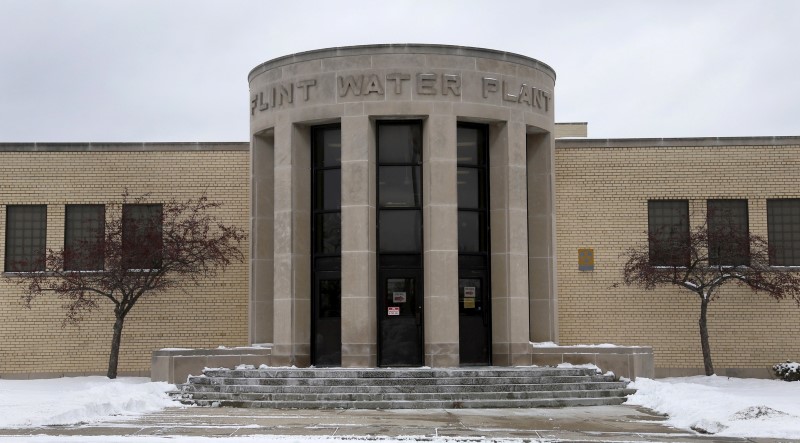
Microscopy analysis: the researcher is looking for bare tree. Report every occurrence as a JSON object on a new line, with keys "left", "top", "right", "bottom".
{"left": 4, "top": 193, "right": 246, "bottom": 378}
{"left": 619, "top": 211, "right": 800, "bottom": 376}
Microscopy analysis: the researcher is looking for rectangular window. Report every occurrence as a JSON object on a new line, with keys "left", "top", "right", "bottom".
{"left": 648, "top": 200, "right": 689, "bottom": 266}
{"left": 4, "top": 205, "right": 47, "bottom": 272}
{"left": 65, "top": 205, "right": 105, "bottom": 271}
{"left": 707, "top": 200, "right": 749, "bottom": 266}
{"left": 122, "top": 204, "right": 163, "bottom": 269}
{"left": 767, "top": 199, "right": 800, "bottom": 266}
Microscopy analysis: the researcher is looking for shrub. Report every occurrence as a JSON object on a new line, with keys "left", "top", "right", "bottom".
{"left": 772, "top": 361, "right": 800, "bottom": 381}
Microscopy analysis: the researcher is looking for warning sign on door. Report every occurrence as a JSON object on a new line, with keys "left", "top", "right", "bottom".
{"left": 464, "top": 287, "right": 476, "bottom": 298}
{"left": 387, "top": 306, "right": 400, "bottom": 316}
{"left": 392, "top": 291, "right": 407, "bottom": 303}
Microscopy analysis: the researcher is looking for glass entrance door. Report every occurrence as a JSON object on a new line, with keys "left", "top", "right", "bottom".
{"left": 311, "top": 125, "right": 342, "bottom": 366}
{"left": 457, "top": 123, "right": 491, "bottom": 365}
{"left": 376, "top": 121, "right": 424, "bottom": 366}
{"left": 378, "top": 270, "right": 423, "bottom": 366}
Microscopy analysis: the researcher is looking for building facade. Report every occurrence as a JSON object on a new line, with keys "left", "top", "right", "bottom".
{"left": 1, "top": 45, "right": 798, "bottom": 379}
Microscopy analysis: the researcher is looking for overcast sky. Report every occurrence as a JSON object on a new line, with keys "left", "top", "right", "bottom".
{"left": 1, "top": 0, "right": 798, "bottom": 142}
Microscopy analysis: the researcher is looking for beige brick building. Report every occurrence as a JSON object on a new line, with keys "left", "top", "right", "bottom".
{"left": 0, "top": 144, "right": 251, "bottom": 377}
{"left": 555, "top": 137, "right": 800, "bottom": 377}
{"left": 1, "top": 45, "right": 798, "bottom": 379}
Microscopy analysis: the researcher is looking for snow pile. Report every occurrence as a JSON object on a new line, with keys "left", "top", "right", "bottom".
{"left": 531, "top": 341, "right": 639, "bottom": 348}
{"left": 555, "top": 362, "right": 602, "bottom": 372}
{"left": 626, "top": 375, "right": 800, "bottom": 438}
{"left": 0, "top": 376, "right": 177, "bottom": 428}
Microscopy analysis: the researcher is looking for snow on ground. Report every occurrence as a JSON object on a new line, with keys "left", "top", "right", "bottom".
{"left": 0, "top": 376, "right": 177, "bottom": 428}
{"left": 626, "top": 375, "right": 800, "bottom": 439}
{"left": 0, "top": 437, "right": 524, "bottom": 443}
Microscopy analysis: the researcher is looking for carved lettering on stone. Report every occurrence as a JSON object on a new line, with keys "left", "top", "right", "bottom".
{"left": 443, "top": 74, "right": 461, "bottom": 96}
{"left": 338, "top": 75, "right": 364, "bottom": 97}
{"left": 364, "top": 74, "right": 384, "bottom": 95}
{"left": 296, "top": 79, "right": 316, "bottom": 101}
{"left": 416, "top": 73, "right": 437, "bottom": 95}
{"left": 386, "top": 73, "right": 411, "bottom": 94}
{"left": 482, "top": 77, "right": 499, "bottom": 98}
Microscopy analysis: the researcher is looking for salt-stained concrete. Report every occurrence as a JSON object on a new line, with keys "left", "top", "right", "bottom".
{"left": 0, "top": 405, "right": 761, "bottom": 442}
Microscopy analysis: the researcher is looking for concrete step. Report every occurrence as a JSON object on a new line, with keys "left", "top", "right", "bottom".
{"left": 177, "top": 388, "right": 629, "bottom": 403}
{"left": 185, "top": 375, "right": 617, "bottom": 387}
{"left": 200, "top": 367, "right": 599, "bottom": 379}
{"left": 177, "top": 396, "right": 627, "bottom": 409}
{"left": 179, "top": 381, "right": 627, "bottom": 395}
{"left": 173, "top": 366, "right": 633, "bottom": 409}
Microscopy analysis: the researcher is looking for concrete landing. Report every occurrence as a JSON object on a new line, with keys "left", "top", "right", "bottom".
{"left": 0, "top": 405, "right": 785, "bottom": 442}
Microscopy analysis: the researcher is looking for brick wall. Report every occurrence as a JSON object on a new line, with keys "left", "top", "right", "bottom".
{"left": 554, "top": 139, "right": 800, "bottom": 375}
{"left": 0, "top": 146, "right": 250, "bottom": 377}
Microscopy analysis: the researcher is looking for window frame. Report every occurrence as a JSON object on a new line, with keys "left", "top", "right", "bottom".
{"left": 4, "top": 205, "right": 47, "bottom": 273}
{"left": 767, "top": 199, "right": 800, "bottom": 267}
{"left": 121, "top": 204, "right": 163, "bottom": 270}
{"left": 647, "top": 200, "right": 690, "bottom": 267}
{"left": 706, "top": 199, "right": 749, "bottom": 267}
{"left": 64, "top": 204, "right": 106, "bottom": 271}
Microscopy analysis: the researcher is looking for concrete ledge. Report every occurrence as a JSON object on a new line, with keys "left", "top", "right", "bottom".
{"left": 556, "top": 135, "right": 800, "bottom": 148}
{"left": 0, "top": 142, "right": 249, "bottom": 152}
{"left": 530, "top": 344, "right": 654, "bottom": 380}
{"left": 151, "top": 347, "right": 272, "bottom": 384}
{"left": 0, "top": 370, "right": 149, "bottom": 379}
{"left": 655, "top": 366, "right": 776, "bottom": 379}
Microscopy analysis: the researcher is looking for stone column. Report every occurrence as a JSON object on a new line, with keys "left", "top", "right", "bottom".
{"left": 527, "top": 132, "right": 558, "bottom": 343}
{"left": 250, "top": 131, "right": 274, "bottom": 344}
{"left": 271, "top": 118, "right": 312, "bottom": 366}
{"left": 489, "top": 121, "right": 532, "bottom": 366}
{"left": 340, "top": 115, "right": 378, "bottom": 367}
{"left": 422, "top": 114, "right": 460, "bottom": 367}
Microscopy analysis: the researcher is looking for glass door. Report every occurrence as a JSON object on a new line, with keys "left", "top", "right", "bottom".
{"left": 311, "top": 124, "right": 342, "bottom": 366}
{"left": 376, "top": 121, "right": 424, "bottom": 366}
{"left": 457, "top": 123, "right": 491, "bottom": 365}
{"left": 378, "top": 270, "right": 423, "bottom": 366}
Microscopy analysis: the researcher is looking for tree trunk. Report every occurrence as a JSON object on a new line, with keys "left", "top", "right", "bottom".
{"left": 107, "top": 313, "right": 125, "bottom": 379}
{"left": 699, "top": 299, "right": 714, "bottom": 376}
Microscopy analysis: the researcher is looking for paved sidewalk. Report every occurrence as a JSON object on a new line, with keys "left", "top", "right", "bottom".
{"left": 0, "top": 405, "right": 792, "bottom": 442}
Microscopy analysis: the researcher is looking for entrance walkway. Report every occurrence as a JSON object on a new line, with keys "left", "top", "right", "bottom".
{"left": 0, "top": 405, "right": 776, "bottom": 442}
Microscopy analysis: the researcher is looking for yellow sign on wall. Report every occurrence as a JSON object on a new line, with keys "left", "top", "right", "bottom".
{"left": 578, "top": 248, "right": 594, "bottom": 271}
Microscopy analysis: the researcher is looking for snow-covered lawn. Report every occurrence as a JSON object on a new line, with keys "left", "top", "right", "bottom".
{"left": 2, "top": 374, "right": 800, "bottom": 441}
{"left": 0, "top": 376, "right": 176, "bottom": 428}
{"left": 626, "top": 375, "right": 800, "bottom": 439}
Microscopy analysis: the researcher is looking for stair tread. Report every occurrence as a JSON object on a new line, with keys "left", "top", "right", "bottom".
{"left": 173, "top": 367, "right": 633, "bottom": 409}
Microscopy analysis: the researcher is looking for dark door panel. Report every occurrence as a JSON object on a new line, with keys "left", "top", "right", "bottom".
{"left": 313, "top": 274, "right": 341, "bottom": 366}
{"left": 458, "top": 275, "right": 490, "bottom": 365}
{"left": 378, "top": 271, "right": 423, "bottom": 366}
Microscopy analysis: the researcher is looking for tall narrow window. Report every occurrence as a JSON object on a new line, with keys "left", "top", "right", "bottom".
{"left": 377, "top": 121, "right": 424, "bottom": 367}
{"left": 65, "top": 205, "right": 105, "bottom": 271}
{"left": 311, "top": 124, "right": 342, "bottom": 366}
{"left": 122, "top": 204, "right": 163, "bottom": 269}
{"left": 648, "top": 200, "right": 689, "bottom": 266}
{"left": 707, "top": 199, "right": 749, "bottom": 266}
{"left": 4, "top": 205, "right": 47, "bottom": 272}
{"left": 767, "top": 199, "right": 800, "bottom": 266}
{"left": 456, "top": 123, "right": 491, "bottom": 365}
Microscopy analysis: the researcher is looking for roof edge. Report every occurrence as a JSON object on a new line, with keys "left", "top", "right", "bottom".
{"left": 248, "top": 44, "right": 556, "bottom": 83}
{"left": 0, "top": 142, "right": 249, "bottom": 153}
{"left": 556, "top": 136, "right": 800, "bottom": 148}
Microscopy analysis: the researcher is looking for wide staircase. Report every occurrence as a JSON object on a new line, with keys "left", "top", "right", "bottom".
{"left": 172, "top": 366, "right": 634, "bottom": 409}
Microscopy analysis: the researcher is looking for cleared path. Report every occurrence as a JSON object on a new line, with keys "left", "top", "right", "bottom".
{"left": 0, "top": 405, "right": 787, "bottom": 442}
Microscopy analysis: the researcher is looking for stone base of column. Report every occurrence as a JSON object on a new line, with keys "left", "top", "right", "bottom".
{"left": 492, "top": 342, "right": 532, "bottom": 366}
{"left": 341, "top": 344, "right": 377, "bottom": 367}
{"left": 270, "top": 344, "right": 311, "bottom": 367}
{"left": 424, "top": 343, "right": 459, "bottom": 367}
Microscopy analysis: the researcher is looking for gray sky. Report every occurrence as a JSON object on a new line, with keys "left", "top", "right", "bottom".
{"left": 1, "top": 0, "right": 798, "bottom": 142}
